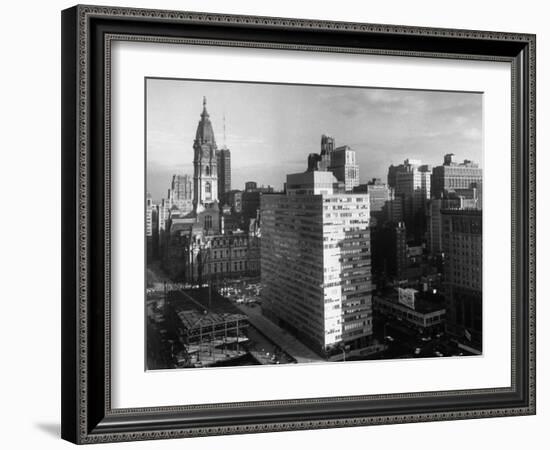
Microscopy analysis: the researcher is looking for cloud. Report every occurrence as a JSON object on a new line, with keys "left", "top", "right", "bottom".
{"left": 146, "top": 80, "right": 483, "bottom": 201}
{"left": 462, "top": 127, "right": 482, "bottom": 140}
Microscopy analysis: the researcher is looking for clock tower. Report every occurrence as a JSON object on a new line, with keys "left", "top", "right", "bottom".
{"left": 192, "top": 97, "right": 219, "bottom": 213}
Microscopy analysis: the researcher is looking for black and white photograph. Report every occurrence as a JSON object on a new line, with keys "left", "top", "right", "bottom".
{"left": 2, "top": 0, "right": 543, "bottom": 447}
{"left": 145, "top": 78, "right": 483, "bottom": 370}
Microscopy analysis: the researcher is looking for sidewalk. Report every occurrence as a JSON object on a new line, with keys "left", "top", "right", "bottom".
{"left": 236, "top": 304, "right": 324, "bottom": 364}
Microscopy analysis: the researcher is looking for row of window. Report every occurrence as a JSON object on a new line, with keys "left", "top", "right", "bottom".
{"left": 211, "top": 248, "right": 249, "bottom": 259}
{"left": 209, "top": 260, "right": 248, "bottom": 273}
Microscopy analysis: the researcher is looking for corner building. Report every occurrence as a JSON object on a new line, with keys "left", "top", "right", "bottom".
{"left": 441, "top": 209, "right": 482, "bottom": 352}
{"left": 261, "top": 171, "right": 373, "bottom": 355}
{"left": 431, "top": 154, "right": 483, "bottom": 200}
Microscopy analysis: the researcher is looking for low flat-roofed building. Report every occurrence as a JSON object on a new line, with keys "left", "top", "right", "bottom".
{"left": 373, "top": 289, "right": 446, "bottom": 329}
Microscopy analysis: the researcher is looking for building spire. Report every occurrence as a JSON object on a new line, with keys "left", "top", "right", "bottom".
{"left": 195, "top": 96, "right": 215, "bottom": 144}
{"left": 201, "top": 96, "right": 209, "bottom": 118}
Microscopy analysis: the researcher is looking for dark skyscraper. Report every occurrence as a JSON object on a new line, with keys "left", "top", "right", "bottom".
{"left": 372, "top": 221, "right": 407, "bottom": 280}
{"left": 387, "top": 159, "right": 431, "bottom": 241}
{"left": 216, "top": 148, "right": 231, "bottom": 202}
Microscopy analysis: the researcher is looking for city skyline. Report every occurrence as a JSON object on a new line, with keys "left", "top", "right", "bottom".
{"left": 146, "top": 78, "right": 483, "bottom": 202}
{"left": 146, "top": 79, "right": 484, "bottom": 370}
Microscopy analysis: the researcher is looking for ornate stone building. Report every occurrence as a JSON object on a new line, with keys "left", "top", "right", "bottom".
{"left": 161, "top": 98, "right": 259, "bottom": 282}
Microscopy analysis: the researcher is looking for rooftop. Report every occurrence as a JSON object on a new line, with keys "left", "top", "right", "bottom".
{"left": 376, "top": 289, "right": 446, "bottom": 314}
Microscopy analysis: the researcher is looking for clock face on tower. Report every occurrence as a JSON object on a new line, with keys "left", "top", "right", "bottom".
{"left": 192, "top": 97, "right": 219, "bottom": 210}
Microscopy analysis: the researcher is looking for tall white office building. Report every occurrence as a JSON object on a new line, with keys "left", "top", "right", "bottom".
{"left": 261, "top": 171, "right": 373, "bottom": 355}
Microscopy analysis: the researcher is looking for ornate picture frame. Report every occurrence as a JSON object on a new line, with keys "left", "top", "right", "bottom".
{"left": 61, "top": 5, "right": 536, "bottom": 444}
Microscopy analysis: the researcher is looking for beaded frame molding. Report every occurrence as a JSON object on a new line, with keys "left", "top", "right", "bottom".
{"left": 61, "top": 4, "right": 536, "bottom": 444}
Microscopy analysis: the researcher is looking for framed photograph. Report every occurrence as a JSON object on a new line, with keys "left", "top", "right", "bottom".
{"left": 61, "top": 5, "right": 536, "bottom": 444}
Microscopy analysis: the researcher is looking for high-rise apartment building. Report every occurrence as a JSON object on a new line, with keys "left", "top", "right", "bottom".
{"left": 441, "top": 209, "right": 482, "bottom": 352}
{"left": 261, "top": 170, "right": 373, "bottom": 355}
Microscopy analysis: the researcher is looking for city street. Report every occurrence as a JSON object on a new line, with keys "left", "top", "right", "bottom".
{"left": 371, "top": 313, "right": 466, "bottom": 360}
{"left": 236, "top": 303, "right": 325, "bottom": 364}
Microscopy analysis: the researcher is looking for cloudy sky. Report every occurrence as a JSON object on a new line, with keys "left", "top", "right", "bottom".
{"left": 146, "top": 78, "right": 483, "bottom": 202}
